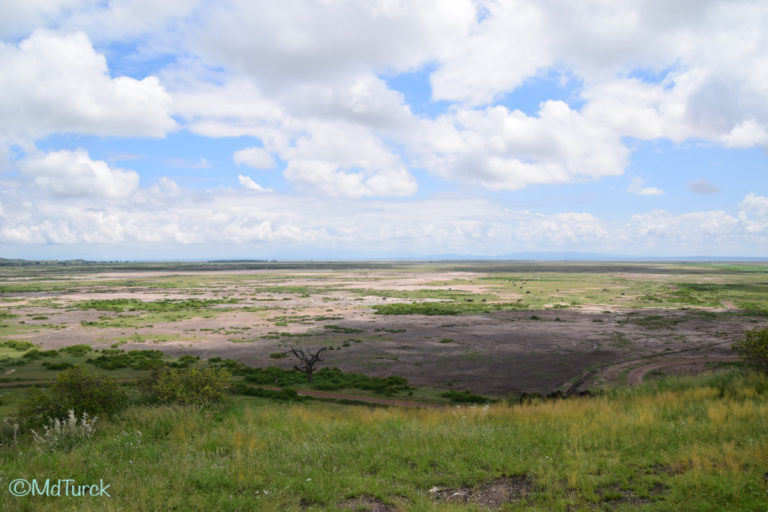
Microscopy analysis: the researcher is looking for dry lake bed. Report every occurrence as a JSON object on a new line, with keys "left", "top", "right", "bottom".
{"left": 1, "top": 260, "right": 766, "bottom": 396}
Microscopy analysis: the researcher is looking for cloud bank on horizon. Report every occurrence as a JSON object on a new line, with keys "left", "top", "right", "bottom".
{"left": 0, "top": 0, "right": 766, "bottom": 259}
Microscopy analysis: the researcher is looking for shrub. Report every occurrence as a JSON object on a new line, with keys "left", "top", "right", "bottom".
{"left": 230, "top": 382, "right": 303, "bottom": 401}
{"left": 17, "top": 366, "right": 127, "bottom": 427}
{"left": 22, "top": 349, "right": 43, "bottom": 360}
{"left": 733, "top": 329, "right": 768, "bottom": 372}
{"left": 140, "top": 367, "right": 231, "bottom": 405}
{"left": 440, "top": 390, "right": 493, "bottom": 404}
{"left": 1, "top": 340, "right": 35, "bottom": 351}
{"left": 42, "top": 361, "right": 74, "bottom": 371}
{"left": 165, "top": 354, "right": 200, "bottom": 368}
{"left": 59, "top": 344, "right": 93, "bottom": 357}
{"left": 87, "top": 349, "right": 166, "bottom": 370}
{"left": 312, "top": 367, "right": 410, "bottom": 395}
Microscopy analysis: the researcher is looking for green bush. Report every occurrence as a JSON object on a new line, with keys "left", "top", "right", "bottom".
{"left": 312, "top": 367, "right": 410, "bottom": 395}
{"left": 140, "top": 367, "right": 231, "bottom": 405}
{"left": 230, "top": 382, "right": 303, "bottom": 401}
{"left": 42, "top": 361, "right": 74, "bottom": 370}
{"left": 1, "top": 340, "right": 35, "bottom": 351}
{"left": 733, "top": 329, "right": 768, "bottom": 372}
{"left": 76, "top": 297, "right": 239, "bottom": 313}
{"left": 165, "top": 354, "right": 200, "bottom": 368}
{"left": 59, "top": 344, "right": 93, "bottom": 357}
{"left": 17, "top": 366, "right": 127, "bottom": 427}
{"left": 373, "top": 301, "right": 527, "bottom": 316}
{"left": 87, "top": 349, "right": 166, "bottom": 370}
{"left": 440, "top": 390, "right": 492, "bottom": 404}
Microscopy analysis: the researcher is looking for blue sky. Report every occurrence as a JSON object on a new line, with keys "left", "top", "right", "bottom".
{"left": 0, "top": 1, "right": 766, "bottom": 260}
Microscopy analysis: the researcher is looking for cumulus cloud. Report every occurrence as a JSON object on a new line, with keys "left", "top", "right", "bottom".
{"left": 190, "top": 0, "right": 473, "bottom": 90}
{"left": 176, "top": 77, "right": 418, "bottom": 197}
{"left": 0, "top": 30, "right": 176, "bottom": 141}
{"left": 628, "top": 177, "right": 664, "bottom": 196}
{"left": 168, "top": 1, "right": 768, "bottom": 196}
{"left": 237, "top": 174, "right": 272, "bottom": 193}
{"left": 280, "top": 121, "right": 417, "bottom": 197}
{"left": 19, "top": 149, "right": 139, "bottom": 199}
{"left": 3, "top": 1, "right": 768, "bottom": 258}
{"left": 0, "top": 182, "right": 764, "bottom": 256}
{"left": 234, "top": 147, "right": 275, "bottom": 170}
{"left": 688, "top": 179, "right": 721, "bottom": 195}
{"left": 414, "top": 101, "right": 626, "bottom": 190}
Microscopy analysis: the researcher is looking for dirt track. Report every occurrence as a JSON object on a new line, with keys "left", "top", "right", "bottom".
{"left": 625, "top": 356, "right": 740, "bottom": 386}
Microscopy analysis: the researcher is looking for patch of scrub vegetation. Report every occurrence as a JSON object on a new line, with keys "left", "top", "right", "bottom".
{"left": 373, "top": 301, "right": 528, "bottom": 315}
{"left": 0, "top": 340, "right": 36, "bottom": 351}
{"left": 76, "top": 297, "right": 240, "bottom": 313}
{"left": 215, "top": 359, "right": 411, "bottom": 395}
{"left": 354, "top": 288, "right": 500, "bottom": 302}
{"left": 440, "top": 389, "right": 493, "bottom": 404}
{"left": 323, "top": 324, "right": 363, "bottom": 333}
{"left": 108, "top": 333, "right": 195, "bottom": 346}
{"left": 81, "top": 309, "right": 220, "bottom": 328}
{"left": 86, "top": 350, "right": 195, "bottom": 371}
{"left": 255, "top": 285, "right": 336, "bottom": 295}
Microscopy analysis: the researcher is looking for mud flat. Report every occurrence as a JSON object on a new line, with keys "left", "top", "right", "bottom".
{"left": 1, "top": 260, "right": 765, "bottom": 394}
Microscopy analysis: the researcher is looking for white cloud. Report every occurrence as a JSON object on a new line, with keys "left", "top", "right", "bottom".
{"left": 431, "top": 0, "right": 549, "bottom": 105}
{"left": 0, "top": 30, "right": 176, "bottom": 141}
{"left": 19, "top": 149, "right": 139, "bottom": 199}
{"left": 413, "top": 101, "right": 627, "bottom": 190}
{"left": 280, "top": 121, "right": 417, "bottom": 197}
{"left": 234, "top": 147, "right": 275, "bottom": 170}
{"left": 61, "top": 0, "right": 200, "bottom": 41}
{"left": 721, "top": 119, "right": 768, "bottom": 148}
{"left": 427, "top": 1, "right": 768, "bottom": 153}
{"left": 237, "top": 174, "right": 273, "bottom": 193}
{"left": 0, "top": 186, "right": 765, "bottom": 256}
{"left": 628, "top": 177, "right": 664, "bottom": 196}
{"left": 688, "top": 179, "right": 721, "bottom": 195}
{"left": 167, "top": 1, "right": 768, "bottom": 196}
{"left": 190, "top": 0, "right": 474, "bottom": 90}
{"left": 0, "top": 0, "right": 85, "bottom": 38}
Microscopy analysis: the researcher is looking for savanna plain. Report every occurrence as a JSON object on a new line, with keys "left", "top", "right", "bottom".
{"left": 0, "top": 260, "right": 766, "bottom": 511}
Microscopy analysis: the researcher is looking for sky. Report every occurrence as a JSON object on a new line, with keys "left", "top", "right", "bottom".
{"left": 0, "top": 0, "right": 766, "bottom": 260}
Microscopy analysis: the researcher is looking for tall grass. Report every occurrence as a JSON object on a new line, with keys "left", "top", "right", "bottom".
{"left": 1, "top": 371, "right": 766, "bottom": 511}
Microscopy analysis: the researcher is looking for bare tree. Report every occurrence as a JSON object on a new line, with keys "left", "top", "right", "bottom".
{"left": 289, "top": 345, "right": 329, "bottom": 382}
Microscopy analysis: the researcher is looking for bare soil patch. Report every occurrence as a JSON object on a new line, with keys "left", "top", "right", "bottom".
{"left": 428, "top": 475, "right": 535, "bottom": 507}
{"left": 339, "top": 495, "right": 396, "bottom": 512}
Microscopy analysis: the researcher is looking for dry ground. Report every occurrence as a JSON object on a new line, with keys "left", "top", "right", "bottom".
{"left": 2, "top": 263, "right": 765, "bottom": 395}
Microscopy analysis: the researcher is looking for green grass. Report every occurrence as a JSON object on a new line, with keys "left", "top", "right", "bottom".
{"left": 80, "top": 310, "right": 220, "bottom": 329}
{"left": 373, "top": 301, "right": 528, "bottom": 315}
{"left": 0, "top": 370, "right": 765, "bottom": 511}
{"left": 76, "top": 298, "right": 240, "bottom": 313}
{"left": 353, "top": 288, "right": 500, "bottom": 302}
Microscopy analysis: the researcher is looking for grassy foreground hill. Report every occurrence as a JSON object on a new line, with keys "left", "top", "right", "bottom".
{"left": 0, "top": 370, "right": 766, "bottom": 511}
